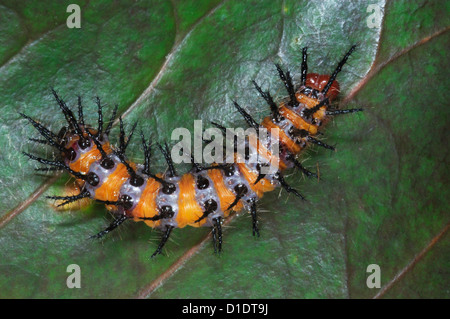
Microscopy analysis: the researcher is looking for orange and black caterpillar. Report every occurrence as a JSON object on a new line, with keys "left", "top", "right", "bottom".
{"left": 21, "top": 46, "right": 362, "bottom": 257}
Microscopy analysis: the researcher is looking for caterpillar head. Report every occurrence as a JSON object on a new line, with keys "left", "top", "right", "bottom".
{"left": 304, "top": 73, "right": 340, "bottom": 101}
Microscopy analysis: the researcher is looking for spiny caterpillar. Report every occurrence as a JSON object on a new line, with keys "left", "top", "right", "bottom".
{"left": 21, "top": 46, "right": 362, "bottom": 257}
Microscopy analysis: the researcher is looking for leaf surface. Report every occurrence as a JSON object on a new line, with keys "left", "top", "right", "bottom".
{"left": 0, "top": 0, "right": 448, "bottom": 298}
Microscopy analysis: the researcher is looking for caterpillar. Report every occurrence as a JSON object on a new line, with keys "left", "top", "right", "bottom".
{"left": 21, "top": 46, "right": 362, "bottom": 258}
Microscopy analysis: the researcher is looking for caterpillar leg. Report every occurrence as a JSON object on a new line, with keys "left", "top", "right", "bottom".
{"left": 151, "top": 225, "right": 174, "bottom": 258}
{"left": 90, "top": 214, "right": 129, "bottom": 239}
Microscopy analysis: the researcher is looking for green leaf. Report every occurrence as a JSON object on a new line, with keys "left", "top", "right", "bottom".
{"left": 0, "top": 0, "right": 448, "bottom": 299}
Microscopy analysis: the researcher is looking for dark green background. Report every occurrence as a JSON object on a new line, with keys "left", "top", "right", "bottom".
{"left": 0, "top": 0, "right": 448, "bottom": 298}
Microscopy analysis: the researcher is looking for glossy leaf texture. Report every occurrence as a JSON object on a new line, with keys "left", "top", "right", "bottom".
{"left": 0, "top": 0, "right": 448, "bottom": 298}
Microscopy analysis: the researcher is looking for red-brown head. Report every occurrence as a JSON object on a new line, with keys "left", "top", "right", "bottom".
{"left": 305, "top": 73, "right": 340, "bottom": 101}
